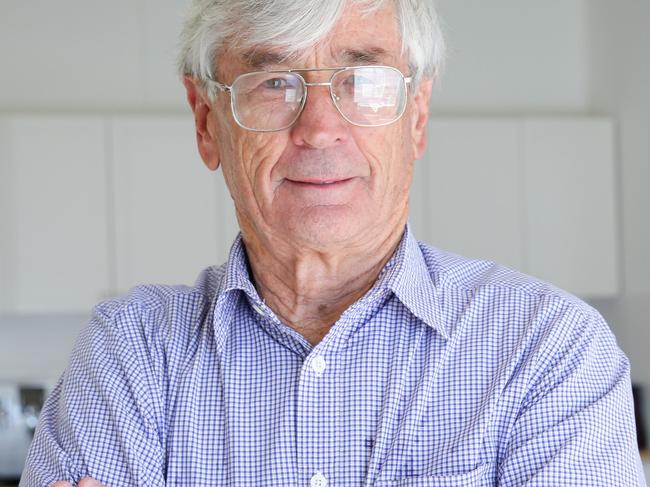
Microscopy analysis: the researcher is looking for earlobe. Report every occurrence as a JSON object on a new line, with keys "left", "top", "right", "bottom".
{"left": 411, "top": 78, "right": 433, "bottom": 160}
{"left": 183, "top": 76, "right": 221, "bottom": 171}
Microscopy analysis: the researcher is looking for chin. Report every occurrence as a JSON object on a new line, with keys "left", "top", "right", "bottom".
{"left": 281, "top": 206, "right": 368, "bottom": 248}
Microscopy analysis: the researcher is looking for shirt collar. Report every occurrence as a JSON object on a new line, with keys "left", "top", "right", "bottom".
{"left": 382, "top": 225, "right": 450, "bottom": 340}
{"left": 213, "top": 225, "right": 450, "bottom": 346}
{"left": 211, "top": 234, "right": 262, "bottom": 354}
{"left": 220, "top": 233, "right": 259, "bottom": 298}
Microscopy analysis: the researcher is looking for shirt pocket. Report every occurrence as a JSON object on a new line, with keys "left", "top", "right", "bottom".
{"left": 374, "top": 463, "right": 491, "bottom": 487}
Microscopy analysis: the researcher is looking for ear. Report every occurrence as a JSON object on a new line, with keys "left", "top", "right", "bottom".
{"left": 410, "top": 77, "right": 433, "bottom": 160}
{"left": 183, "top": 75, "right": 221, "bottom": 171}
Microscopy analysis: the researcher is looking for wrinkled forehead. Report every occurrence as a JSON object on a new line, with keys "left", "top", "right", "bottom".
{"left": 220, "top": 0, "right": 404, "bottom": 70}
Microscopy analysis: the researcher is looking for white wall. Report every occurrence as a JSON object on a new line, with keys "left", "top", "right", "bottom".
{"left": 0, "top": 0, "right": 188, "bottom": 112}
{"left": 587, "top": 0, "right": 650, "bottom": 295}
{"left": 614, "top": 2, "right": 650, "bottom": 297}
{"left": 433, "top": 0, "right": 591, "bottom": 113}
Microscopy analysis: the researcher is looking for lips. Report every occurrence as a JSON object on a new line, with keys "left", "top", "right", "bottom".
{"left": 279, "top": 176, "right": 360, "bottom": 205}
{"left": 287, "top": 177, "right": 354, "bottom": 186}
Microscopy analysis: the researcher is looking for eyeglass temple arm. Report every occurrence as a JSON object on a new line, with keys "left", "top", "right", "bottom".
{"left": 205, "top": 77, "right": 231, "bottom": 93}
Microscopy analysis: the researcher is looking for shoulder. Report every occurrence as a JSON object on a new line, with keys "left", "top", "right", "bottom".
{"left": 86, "top": 264, "right": 227, "bottom": 353}
{"left": 420, "top": 240, "right": 593, "bottom": 307}
{"left": 416, "top": 240, "right": 611, "bottom": 346}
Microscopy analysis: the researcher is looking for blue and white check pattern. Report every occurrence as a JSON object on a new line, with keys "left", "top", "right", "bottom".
{"left": 22, "top": 227, "right": 644, "bottom": 486}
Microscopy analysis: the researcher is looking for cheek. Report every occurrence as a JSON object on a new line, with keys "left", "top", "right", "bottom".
{"left": 354, "top": 123, "right": 414, "bottom": 193}
{"left": 223, "top": 131, "right": 288, "bottom": 207}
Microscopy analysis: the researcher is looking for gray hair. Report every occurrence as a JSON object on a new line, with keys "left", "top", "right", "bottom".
{"left": 177, "top": 0, "right": 445, "bottom": 97}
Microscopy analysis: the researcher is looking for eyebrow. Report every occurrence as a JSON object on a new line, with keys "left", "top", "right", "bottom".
{"left": 241, "top": 46, "right": 391, "bottom": 70}
{"left": 338, "top": 47, "right": 391, "bottom": 65}
{"left": 241, "top": 49, "right": 294, "bottom": 69}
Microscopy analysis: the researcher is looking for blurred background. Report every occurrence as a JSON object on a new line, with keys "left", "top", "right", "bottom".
{"left": 0, "top": 0, "right": 649, "bottom": 482}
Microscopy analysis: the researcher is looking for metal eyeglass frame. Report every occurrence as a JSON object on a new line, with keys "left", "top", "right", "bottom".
{"left": 205, "top": 65, "right": 413, "bottom": 132}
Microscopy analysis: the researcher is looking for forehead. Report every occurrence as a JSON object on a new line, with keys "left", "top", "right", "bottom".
{"left": 228, "top": 2, "right": 403, "bottom": 70}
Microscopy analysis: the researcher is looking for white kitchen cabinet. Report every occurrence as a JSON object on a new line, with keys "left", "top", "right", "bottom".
{"left": 411, "top": 119, "right": 524, "bottom": 271}
{"left": 110, "top": 116, "right": 238, "bottom": 295}
{"left": 412, "top": 116, "right": 618, "bottom": 298}
{"left": 0, "top": 115, "right": 111, "bottom": 314}
{"left": 523, "top": 118, "right": 619, "bottom": 297}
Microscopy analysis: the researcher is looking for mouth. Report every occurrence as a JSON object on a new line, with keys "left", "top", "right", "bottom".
{"left": 287, "top": 177, "right": 355, "bottom": 187}
{"left": 278, "top": 176, "right": 361, "bottom": 206}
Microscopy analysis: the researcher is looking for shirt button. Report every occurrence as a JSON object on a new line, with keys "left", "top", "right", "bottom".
{"left": 310, "top": 471, "right": 327, "bottom": 487}
{"left": 311, "top": 355, "right": 327, "bottom": 375}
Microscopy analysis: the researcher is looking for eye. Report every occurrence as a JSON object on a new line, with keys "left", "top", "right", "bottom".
{"left": 262, "top": 78, "right": 287, "bottom": 90}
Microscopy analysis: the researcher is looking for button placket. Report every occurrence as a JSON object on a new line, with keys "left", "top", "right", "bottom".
{"left": 297, "top": 371, "right": 330, "bottom": 486}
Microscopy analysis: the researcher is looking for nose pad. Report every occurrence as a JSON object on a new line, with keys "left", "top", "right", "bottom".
{"left": 303, "top": 87, "right": 338, "bottom": 117}
{"left": 297, "top": 74, "right": 340, "bottom": 115}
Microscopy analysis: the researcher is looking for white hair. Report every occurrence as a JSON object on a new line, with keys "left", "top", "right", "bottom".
{"left": 177, "top": 0, "right": 445, "bottom": 96}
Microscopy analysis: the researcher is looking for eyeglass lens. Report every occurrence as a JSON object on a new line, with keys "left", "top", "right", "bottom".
{"left": 230, "top": 66, "right": 407, "bottom": 131}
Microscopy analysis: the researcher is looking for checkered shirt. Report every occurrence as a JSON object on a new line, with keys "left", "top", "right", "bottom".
{"left": 21, "top": 227, "right": 645, "bottom": 486}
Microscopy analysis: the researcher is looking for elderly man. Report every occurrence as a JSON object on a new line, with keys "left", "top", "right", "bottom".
{"left": 21, "top": 0, "right": 644, "bottom": 486}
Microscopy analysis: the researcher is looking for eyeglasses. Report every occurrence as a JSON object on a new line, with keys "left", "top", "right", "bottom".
{"left": 206, "top": 65, "right": 412, "bottom": 132}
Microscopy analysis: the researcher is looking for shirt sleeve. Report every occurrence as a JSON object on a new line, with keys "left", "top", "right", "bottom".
{"left": 497, "top": 305, "right": 646, "bottom": 486}
{"left": 20, "top": 297, "right": 167, "bottom": 487}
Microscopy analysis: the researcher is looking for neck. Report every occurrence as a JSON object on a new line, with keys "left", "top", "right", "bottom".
{"left": 241, "top": 223, "right": 406, "bottom": 346}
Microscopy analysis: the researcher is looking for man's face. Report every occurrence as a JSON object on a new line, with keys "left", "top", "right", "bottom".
{"left": 192, "top": 2, "right": 432, "bottom": 249}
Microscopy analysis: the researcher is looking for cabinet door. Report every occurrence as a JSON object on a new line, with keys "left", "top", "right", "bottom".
{"left": 111, "top": 117, "right": 238, "bottom": 294}
{"left": 0, "top": 115, "right": 110, "bottom": 314}
{"left": 523, "top": 118, "right": 619, "bottom": 297}
{"left": 411, "top": 119, "right": 524, "bottom": 270}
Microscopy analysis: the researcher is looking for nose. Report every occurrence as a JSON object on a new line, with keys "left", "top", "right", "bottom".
{"left": 289, "top": 82, "right": 350, "bottom": 149}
